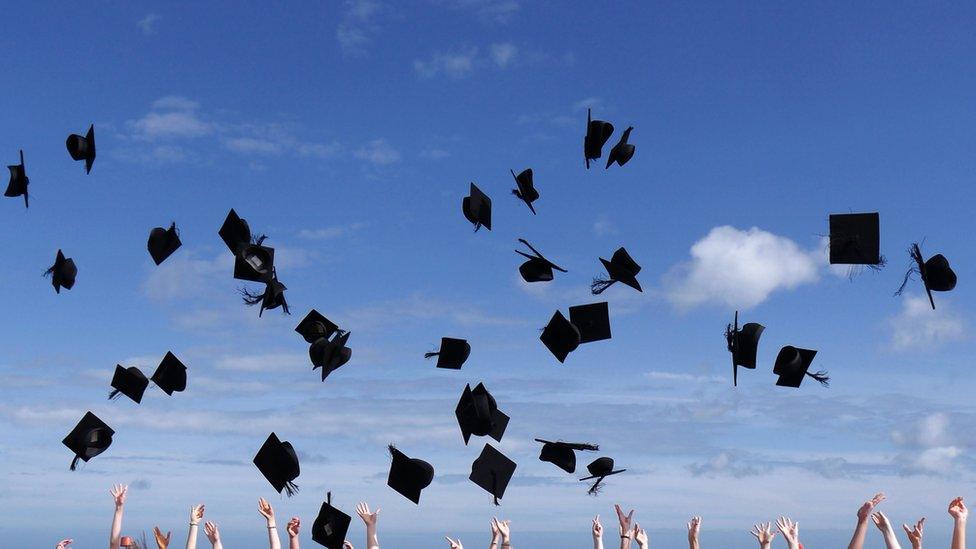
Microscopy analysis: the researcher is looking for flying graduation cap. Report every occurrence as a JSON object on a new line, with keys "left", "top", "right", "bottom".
{"left": 147, "top": 223, "right": 182, "bottom": 265}
{"left": 108, "top": 365, "right": 150, "bottom": 403}
{"left": 516, "top": 239, "right": 566, "bottom": 283}
{"left": 62, "top": 411, "right": 114, "bottom": 470}
{"left": 462, "top": 183, "right": 492, "bottom": 231}
{"left": 455, "top": 382, "right": 510, "bottom": 445}
{"left": 725, "top": 311, "right": 764, "bottom": 387}
{"left": 311, "top": 492, "right": 352, "bottom": 549}
{"left": 240, "top": 268, "right": 290, "bottom": 317}
{"left": 295, "top": 309, "right": 340, "bottom": 343}
{"left": 510, "top": 168, "right": 538, "bottom": 214}
{"left": 569, "top": 302, "right": 612, "bottom": 344}
{"left": 584, "top": 108, "right": 614, "bottom": 169}
{"left": 469, "top": 443, "right": 517, "bottom": 505}
{"left": 592, "top": 247, "right": 642, "bottom": 294}
{"left": 540, "top": 311, "right": 580, "bottom": 363}
{"left": 253, "top": 432, "right": 300, "bottom": 497}
{"left": 773, "top": 346, "right": 829, "bottom": 389}
{"left": 66, "top": 124, "right": 96, "bottom": 174}
{"left": 534, "top": 439, "right": 599, "bottom": 474}
{"left": 606, "top": 127, "right": 635, "bottom": 169}
{"left": 151, "top": 352, "right": 187, "bottom": 395}
{"left": 387, "top": 444, "right": 434, "bottom": 504}
{"left": 828, "top": 213, "right": 882, "bottom": 267}
{"left": 218, "top": 209, "right": 275, "bottom": 282}
{"left": 579, "top": 457, "right": 626, "bottom": 495}
{"left": 425, "top": 337, "right": 470, "bottom": 369}
{"left": 44, "top": 250, "right": 77, "bottom": 293}
{"left": 5, "top": 149, "right": 29, "bottom": 208}
{"left": 896, "top": 242, "right": 956, "bottom": 310}
{"left": 297, "top": 310, "right": 353, "bottom": 381}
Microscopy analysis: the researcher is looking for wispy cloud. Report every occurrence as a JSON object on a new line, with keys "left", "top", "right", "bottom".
{"left": 353, "top": 139, "right": 402, "bottom": 165}
{"left": 142, "top": 250, "right": 229, "bottom": 301}
{"left": 435, "top": 0, "right": 520, "bottom": 23}
{"left": 490, "top": 42, "right": 518, "bottom": 68}
{"left": 336, "top": 0, "right": 388, "bottom": 56}
{"left": 888, "top": 296, "right": 966, "bottom": 351}
{"left": 128, "top": 96, "right": 212, "bottom": 141}
{"left": 414, "top": 48, "right": 479, "bottom": 79}
{"left": 137, "top": 13, "right": 161, "bottom": 35}
{"left": 420, "top": 147, "right": 451, "bottom": 160}
{"left": 222, "top": 136, "right": 283, "bottom": 155}
{"left": 297, "top": 222, "right": 366, "bottom": 240}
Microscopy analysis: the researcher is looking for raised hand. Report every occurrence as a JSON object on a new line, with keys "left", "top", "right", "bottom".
{"left": 614, "top": 504, "right": 635, "bottom": 537}
{"left": 858, "top": 493, "right": 886, "bottom": 521}
{"left": 775, "top": 517, "right": 799, "bottom": 549}
{"left": 492, "top": 517, "right": 511, "bottom": 541}
{"left": 633, "top": 523, "right": 648, "bottom": 547}
{"left": 902, "top": 518, "right": 924, "bottom": 548}
{"left": 593, "top": 515, "right": 604, "bottom": 538}
{"left": 445, "top": 536, "right": 463, "bottom": 549}
{"left": 153, "top": 526, "right": 172, "bottom": 549}
{"left": 287, "top": 517, "right": 301, "bottom": 538}
{"left": 750, "top": 523, "right": 777, "bottom": 546}
{"left": 687, "top": 516, "right": 701, "bottom": 543}
{"left": 56, "top": 540, "right": 73, "bottom": 549}
{"left": 950, "top": 497, "right": 969, "bottom": 521}
{"left": 110, "top": 484, "right": 128, "bottom": 508}
{"left": 190, "top": 504, "right": 206, "bottom": 525}
{"left": 258, "top": 497, "right": 275, "bottom": 522}
{"left": 204, "top": 522, "right": 221, "bottom": 544}
{"left": 871, "top": 511, "right": 894, "bottom": 532}
{"left": 356, "top": 502, "right": 380, "bottom": 526}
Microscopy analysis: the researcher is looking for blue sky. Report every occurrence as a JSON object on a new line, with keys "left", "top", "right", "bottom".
{"left": 2, "top": 1, "right": 976, "bottom": 547}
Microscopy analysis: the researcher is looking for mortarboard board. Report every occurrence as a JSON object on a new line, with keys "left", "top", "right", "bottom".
{"left": 469, "top": 443, "right": 517, "bottom": 505}
{"left": 897, "top": 242, "right": 957, "bottom": 310}
{"left": 253, "top": 432, "right": 300, "bottom": 497}
{"left": 569, "top": 302, "right": 611, "bottom": 344}
{"left": 218, "top": 209, "right": 275, "bottom": 282}
{"left": 829, "top": 213, "right": 881, "bottom": 266}
{"left": 311, "top": 492, "right": 352, "bottom": 549}
{"left": 295, "top": 309, "right": 340, "bottom": 344}
{"left": 592, "top": 247, "right": 642, "bottom": 294}
{"left": 109, "top": 364, "right": 150, "bottom": 403}
{"left": 773, "top": 346, "right": 829, "bottom": 389}
{"left": 62, "top": 411, "right": 114, "bottom": 470}
{"left": 425, "top": 337, "right": 470, "bottom": 370}
{"left": 534, "top": 439, "right": 599, "bottom": 474}
{"left": 147, "top": 222, "right": 182, "bottom": 265}
{"left": 455, "top": 383, "right": 509, "bottom": 445}
{"left": 151, "top": 351, "right": 187, "bottom": 395}
{"left": 579, "top": 456, "right": 626, "bottom": 495}
{"left": 5, "top": 149, "right": 29, "bottom": 208}
{"left": 605, "top": 127, "right": 635, "bottom": 169}
{"left": 584, "top": 109, "right": 614, "bottom": 169}
{"left": 387, "top": 444, "right": 434, "bottom": 504}
{"left": 540, "top": 310, "right": 581, "bottom": 363}
{"left": 66, "top": 124, "right": 96, "bottom": 174}
{"left": 516, "top": 239, "right": 567, "bottom": 283}
{"left": 462, "top": 183, "right": 492, "bottom": 231}
{"left": 725, "top": 311, "right": 764, "bottom": 387}
{"left": 510, "top": 168, "right": 538, "bottom": 215}
{"left": 45, "top": 249, "right": 77, "bottom": 293}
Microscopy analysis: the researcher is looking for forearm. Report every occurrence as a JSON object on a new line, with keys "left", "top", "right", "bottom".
{"left": 186, "top": 523, "right": 199, "bottom": 549}
{"left": 619, "top": 537, "right": 631, "bottom": 549}
{"left": 881, "top": 528, "right": 903, "bottom": 549}
{"left": 213, "top": 541, "right": 223, "bottom": 549}
{"left": 289, "top": 536, "right": 300, "bottom": 549}
{"left": 366, "top": 525, "right": 379, "bottom": 549}
{"left": 267, "top": 521, "right": 281, "bottom": 549}
{"left": 110, "top": 507, "right": 124, "bottom": 549}
{"left": 848, "top": 520, "right": 869, "bottom": 549}
{"left": 491, "top": 535, "right": 501, "bottom": 549}
{"left": 952, "top": 520, "right": 966, "bottom": 549}
{"left": 593, "top": 536, "right": 604, "bottom": 549}
{"left": 501, "top": 533, "right": 512, "bottom": 549}
{"left": 689, "top": 537, "right": 699, "bottom": 549}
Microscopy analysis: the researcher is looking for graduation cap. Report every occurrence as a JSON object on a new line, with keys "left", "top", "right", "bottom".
{"left": 462, "top": 183, "right": 492, "bottom": 232}
{"left": 240, "top": 268, "right": 290, "bottom": 317}
{"left": 584, "top": 108, "right": 614, "bottom": 169}
{"left": 387, "top": 444, "right": 434, "bottom": 504}
{"left": 896, "top": 242, "right": 957, "bottom": 310}
{"left": 109, "top": 365, "right": 150, "bottom": 403}
{"left": 5, "top": 149, "right": 29, "bottom": 208}
{"left": 309, "top": 330, "right": 352, "bottom": 381}
{"left": 147, "top": 222, "right": 182, "bottom": 265}
{"left": 569, "top": 302, "right": 611, "bottom": 344}
{"left": 592, "top": 247, "right": 642, "bottom": 294}
{"left": 579, "top": 457, "right": 625, "bottom": 495}
{"left": 218, "top": 209, "right": 275, "bottom": 282}
{"left": 605, "top": 127, "right": 635, "bottom": 169}
{"left": 534, "top": 439, "right": 599, "bottom": 474}
{"left": 151, "top": 352, "right": 187, "bottom": 395}
{"left": 773, "top": 346, "right": 829, "bottom": 388}
{"left": 829, "top": 213, "right": 882, "bottom": 266}
{"left": 66, "top": 124, "right": 96, "bottom": 174}
{"left": 455, "top": 382, "right": 509, "bottom": 445}
{"left": 516, "top": 239, "right": 567, "bottom": 283}
{"left": 296, "top": 309, "right": 340, "bottom": 344}
{"left": 425, "top": 337, "right": 470, "bottom": 369}
{"left": 253, "top": 432, "right": 300, "bottom": 497}
{"left": 510, "top": 169, "right": 538, "bottom": 214}
{"left": 725, "top": 311, "right": 764, "bottom": 387}
{"left": 540, "top": 310, "right": 581, "bottom": 363}
{"left": 62, "top": 411, "right": 114, "bottom": 470}
{"left": 44, "top": 249, "right": 77, "bottom": 293}
{"left": 311, "top": 492, "right": 352, "bottom": 549}
{"left": 469, "top": 444, "right": 517, "bottom": 505}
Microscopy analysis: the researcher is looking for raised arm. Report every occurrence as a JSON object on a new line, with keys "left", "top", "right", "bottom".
{"left": 750, "top": 523, "right": 777, "bottom": 549}
{"left": 775, "top": 517, "right": 800, "bottom": 549}
{"left": 687, "top": 516, "right": 701, "bottom": 549}
{"left": 614, "top": 505, "right": 635, "bottom": 549}
{"left": 186, "top": 504, "right": 205, "bottom": 549}
{"left": 356, "top": 502, "right": 381, "bottom": 549}
{"left": 849, "top": 493, "right": 886, "bottom": 549}
{"left": 901, "top": 518, "right": 924, "bottom": 549}
{"left": 259, "top": 497, "right": 282, "bottom": 549}
{"left": 633, "top": 523, "right": 648, "bottom": 549}
{"left": 287, "top": 517, "right": 301, "bottom": 549}
{"left": 56, "top": 540, "right": 74, "bottom": 549}
{"left": 204, "top": 522, "right": 223, "bottom": 549}
{"left": 949, "top": 497, "right": 968, "bottom": 549}
{"left": 446, "top": 536, "right": 464, "bottom": 549}
{"left": 870, "top": 511, "right": 903, "bottom": 549}
{"left": 492, "top": 518, "right": 512, "bottom": 549}
{"left": 109, "top": 484, "right": 128, "bottom": 549}
{"left": 593, "top": 515, "right": 604, "bottom": 549}
{"left": 153, "top": 527, "right": 172, "bottom": 549}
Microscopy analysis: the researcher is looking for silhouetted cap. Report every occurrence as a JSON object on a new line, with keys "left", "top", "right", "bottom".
{"left": 66, "top": 124, "right": 96, "bottom": 174}
{"left": 469, "top": 444, "right": 517, "bottom": 505}
{"left": 540, "top": 310, "right": 581, "bottom": 363}
{"left": 455, "top": 382, "right": 509, "bottom": 445}
{"left": 241, "top": 269, "right": 289, "bottom": 317}
{"left": 516, "top": 239, "right": 566, "bottom": 283}
{"left": 62, "top": 411, "right": 114, "bottom": 470}
{"left": 510, "top": 168, "right": 538, "bottom": 214}
{"left": 462, "top": 183, "right": 492, "bottom": 231}
{"left": 569, "top": 302, "right": 611, "bottom": 344}
{"left": 5, "top": 149, "right": 29, "bottom": 208}
{"left": 606, "top": 127, "right": 635, "bottom": 169}
{"left": 584, "top": 109, "right": 614, "bottom": 169}
{"left": 309, "top": 330, "right": 352, "bottom": 381}
{"left": 534, "top": 439, "right": 599, "bottom": 474}
{"left": 151, "top": 352, "right": 187, "bottom": 395}
{"left": 579, "top": 456, "right": 626, "bottom": 495}
{"left": 218, "top": 209, "right": 275, "bottom": 282}
{"left": 109, "top": 365, "right": 149, "bottom": 403}
{"left": 295, "top": 309, "right": 340, "bottom": 344}
{"left": 897, "top": 242, "right": 957, "bottom": 310}
{"left": 726, "top": 311, "right": 764, "bottom": 387}
{"left": 592, "top": 247, "right": 642, "bottom": 294}
{"left": 387, "top": 444, "right": 434, "bottom": 504}
{"left": 311, "top": 492, "right": 352, "bottom": 549}
{"left": 253, "top": 432, "right": 300, "bottom": 497}
{"left": 425, "top": 337, "right": 470, "bottom": 369}
{"left": 45, "top": 250, "right": 77, "bottom": 294}
{"left": 773, "top": 346, "right": 829, "bottom": 389}
{"left": 829, "top": 213, "right": 881, "bottom": 265}
{"left": 147, "top": 223, "right": 182, "bottom": 265}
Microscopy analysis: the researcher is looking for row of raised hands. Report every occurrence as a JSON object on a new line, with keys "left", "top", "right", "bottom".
{"left": 847, "top": 493, "right": 968, "bottom": 549}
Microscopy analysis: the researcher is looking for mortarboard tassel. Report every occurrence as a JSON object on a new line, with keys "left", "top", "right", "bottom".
{"left": 284, "top": 480, "right": 299, "bottom": 497}
{"left": 252, "top": 234, "right": 268, "bottom": 246}
{"left": 107, "top": 389, "right": 122, "bottom": 400}
{"left": 805, "top": 370, "right": 830, "bottom": 387}
{"left": 895, "top": 243, "right": 924, "bottom": 297}
{"left": 69, "top": 455, "right": 81, "bottom": 471}
{"left": 490, "top": 470, "right": 500, "bottom": 506}
{"left": 590, "top": 277, "right": 616, "bottom": 295}
{"left": 240, "top": 287, "right": 266, "bottom": 306}
{"left": 586, "top": 476, "right": 604, "bottom": 496}
{"left": 424, "top": 351, "right": 439, "bottom": 359}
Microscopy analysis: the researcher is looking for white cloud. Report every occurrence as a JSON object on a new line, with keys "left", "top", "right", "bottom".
{"left": 336, "top": 0, "right": 386, "bottom": 56}
{"left": 298, "top": 141, "right": 343, "bottom": 158}
{"left": 663, "top": 226, "right": 821, "bottom": 309}
{"left": 888, "top": 295, "right": 966, "bottom": 351}
{"left": 910, "top": 446, "right": 961, "bottom": 474}
{"left": 573, "top": 97, "right": 602, "bottom": 112}
{"left": 420, "top": 147, "right": 450, "bottom": 160}
{"left": 353, "top": 139, "right": 401, "bottom": 165}
{"left": 414, "top": 48, "right": 479, "bottom": 79}
{"left": 222, "top": 137, "right": 282, "bottom": 155}
{"left": 142, "top": 251, "right": 229, "bottom": 301}
{"left": 137, "top": 13, "right": 160, "bottom": 35}
{"left": 297, "top": 222, "right": 366, "bottom": 240}
{"left": 490, "top": 42, "right": 518, "bottom": 68}
{"left": 592, "top": 218, "right": 617, "bottom": 236}
{"left": 129, "top": 96, "right": 211, "bottom": 141}
{"left": 437, "top": 0, "right": 520, "bottom": 22}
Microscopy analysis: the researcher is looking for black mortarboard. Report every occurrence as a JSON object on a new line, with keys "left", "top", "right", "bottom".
{"left": 510, "top": 168, "right": 538, "bottom": 215}
{"left": 773, "top": 346, "right": 829, "bottom": 389}
{"left": 218, "top": 209, "right": 275, "bottom": 282}
{"left": 387, "top": 444, "right": 434, "bottom": 504}
{"left": 66, "top": 124, "right": 96, "bottom": 174}
{"left": 829, "top": 213, "right": 881, "bottom": 265}
{"left": 469, "top": 443, "right": 517, "bottom": 505}
{"left": 295, "top": 309, "right": 340, "bottom": 344}
{"left": 592, "top": 247, "right": 642, "bottom": 294}
{"left": 5, "top": 149, "right": 29, "bottom": 208}
{"left": 241, "top": 269, "right": 290, "bottom": 317}
{"left": 462, "top": 182, "right": 492, "bottom": 231}
{"left": 584, "top": 108, "right": 614, "bottom": 169}
{"left": 516, "top": 239, "right": 566, "bottom": 283}
{"left": 45, "top": 249, "right": 77, "bottom": 294}
{"left": 605, "top": 127, "right": 635, "bottom": 169}
{"left": 147, "top": 222, "right": 182, "bottom": 265}
{"left": 253, "top": 432, "right": 300, "bottom": 497}
{"left": 569, "top": 302, "right": 611, "bottom": 344}
{"left": 725, "top": 311, "right": 764, "bottom": 387}
{"left": 109, "top": 364, "right": 149, "bottom": 403}
{"left": 311, "top": 492, "right": 352, "bottom": 549}
{"left": 425, "top": 337, "right": 470, "bottom": 369}
{"left": 540, "top": 310, "right": 581, "bottom": 363}
{"left": 579, "top": 456, "right": 626, "bottom": 495}
{"left": 898, "top": 242, "right": 957, "bottom": 310}
{"left": 62, "top": 411, "right": 114, "bottom": 470}
{"left": 309, "top": 330, "right": 352, "bottom": 381}
{"left": 455, "top": 383, "right": 509, "bottom": 445}
{"left": 534, "top": 439, "right": 599, "bottom": 474}
{"left": 151, "top": 352, "right": 187, "bottom": 395}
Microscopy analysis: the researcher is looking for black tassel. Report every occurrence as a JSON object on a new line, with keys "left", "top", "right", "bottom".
{"left": 424, "top": 352, "right": 439, "bottom": 359}
{"left": 43, "top": 265, "right": 55, "bottom": 277}
{"left": 70, "top": 455, "right": 80, "bottom": 471}
{"left": 284, "top": 481, "right": 299, "bottom": 497}
{"left": 108, "top": 389, "right": 121, "bottom": 400}
{"left": 240, "top": 287, "right": 265, "bottom": 305}
{"left": 895, "top": 244, "right": 924, "bottom": 296}
{"left": 491, "top": 470, "right": 500, "bottom": 506}
{"left": 473, "top": 222, "right": 482, "bottom": 233}
{"left": 511, "top": 189, "right": 523, "bottom": 200}
{"left": 725, "top": 324, "right": 735, "bottom": 353}
{"left": 591, "top": 277, "right": 615, "bottom": 295}
{"left": 253, "top": 234, "right": 268, "bottom": 246}
{"left": 280, "top": 298, "right": 290, "bottom": 316}
{"left": 587, "top": 477, "right": 604, "bottom": 496}
{"left": 806, "top": 370, "right": 830, "bottom": 387}
{"left": 326, "top": 491, "right": 332, "bottom": 505}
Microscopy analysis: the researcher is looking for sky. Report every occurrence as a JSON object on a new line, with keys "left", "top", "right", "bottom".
{"left": 1, "top": 1, "right": 976, "bottom": 548}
